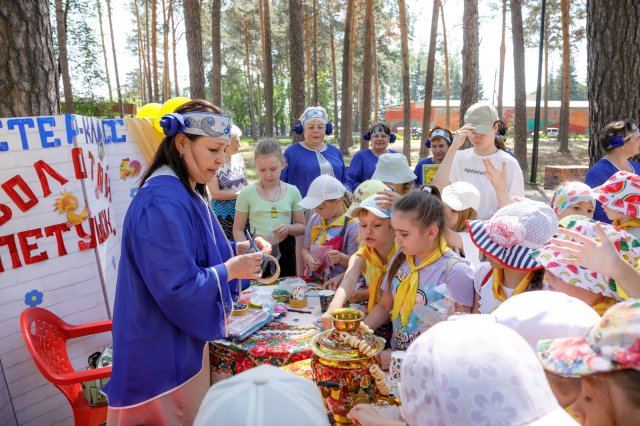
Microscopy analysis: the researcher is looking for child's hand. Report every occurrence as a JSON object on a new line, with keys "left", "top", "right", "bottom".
{"left": 305, "top": 255, "right": 322, "bottom": 272}
{"left": 320, "top": 310, "right": 334, "bottom": 330}
{"left": 271, "top": 225, "right": 289, "bottom": 243}
{"left": 324, "top": 275, "right": 341, "bottom": 290}
{"left": 379, "top": 349, "right": 392, "bottom": 371}
{"left": 327, "top": 249, "right": 344, "bottom": 266}
{"left": 483, "top": 158, "right": 507, "bottom": 192}
{"left": 347, "top": 404, "right": 388, "bottom": 426}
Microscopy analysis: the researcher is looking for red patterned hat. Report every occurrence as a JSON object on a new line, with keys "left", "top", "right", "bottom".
{"left": 593, "top": 171, "right": 640, "bottom": 218}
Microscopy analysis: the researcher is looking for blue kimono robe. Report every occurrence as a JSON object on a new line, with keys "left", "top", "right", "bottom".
{"left": 103, "top": 169, "right": 238, "bottom": 407}
{"left": 282, "top": 142, "right": 346, "bottom": 197}
{"left": 585, "top": 158, "right": 640, "bottom": 223}
{"left": 345, "top": 149, "right": 396, "bottom": 191}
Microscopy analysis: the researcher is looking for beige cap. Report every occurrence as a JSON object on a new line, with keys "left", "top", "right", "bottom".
{"left": 463, "top": 102, "right": 499, "bottom": 134}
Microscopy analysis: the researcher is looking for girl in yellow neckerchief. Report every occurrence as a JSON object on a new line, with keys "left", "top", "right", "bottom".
{"left": 299, "top": 175, "right": 359, "bottom": 281}
{"left": 363, "top": 190, "right": 475, "bottom": 367}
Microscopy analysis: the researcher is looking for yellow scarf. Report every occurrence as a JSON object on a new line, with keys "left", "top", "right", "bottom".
{"left": 591, "top": 297, "right": 616, "bottom": 316}
{"left": 491, "top": 269, "right": 534, "bottom": 302}
{"left": 392, "top": 238, "right": 450, "bottom": 327}
{"left": 357, "top": 243, "right": 399, "bottom": 311}
{"left": 310, "top": 214, "right": 351, "bottom": 244}
{"left": 613, "top": 219, "right": 640, "bottom": 231}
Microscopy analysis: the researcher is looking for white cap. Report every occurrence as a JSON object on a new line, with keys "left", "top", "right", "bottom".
{"left": 348, "top": 194, "right": 392, "bottom": 218}
{"left": 399, "top": 320, "right": 577, "bottom": 426}
{"left": 493, "top": 290, "right": 600, "bottom": 350}
{"left": 194, "top": 365, "right": 328, "bottom": 426}
{"left": 442, "top": 181, "right": 481, "bottom": 212}
{"left": 371, "top": 153, "right": 417, "bottom": 184}
{"left": 298, "top": 175, "right": 346, "bottom": 209}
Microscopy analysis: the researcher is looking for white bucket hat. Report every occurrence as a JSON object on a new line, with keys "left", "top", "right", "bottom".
{"left": 298, "top": 175, "right": 347, "bottom": 209}
{"left": 399, "top": 320, "right": 577, "bottom": 426}
{"left": 442, "top": 181, "right": 481, "bottom": 212}
{"left": 371, "top": 153, "right": 416, "bottom": 184}
{"left": 194, "top": 365, "right": 328, "bottom": 426}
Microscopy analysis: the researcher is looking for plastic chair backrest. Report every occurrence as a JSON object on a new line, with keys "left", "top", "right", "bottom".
{"left": 20, "top": 307, "right": 80, "bottom": 404}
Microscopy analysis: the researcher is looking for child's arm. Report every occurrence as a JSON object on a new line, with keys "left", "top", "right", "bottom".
{"left": 471, "top": 291, "right": 480, "bottom": 313}
{"left": 232, "top": 212, "right": 249, "bottom": 242}
{"left": 363, "top": 289, "right": 393, "bottom": 330}
{"left": 431, "top": 125, "right": 473, "bottom": 191}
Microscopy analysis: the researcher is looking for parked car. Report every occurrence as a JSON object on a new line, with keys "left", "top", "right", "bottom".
{"left": 547, "top": 127, "right": 559, "bottom": 138}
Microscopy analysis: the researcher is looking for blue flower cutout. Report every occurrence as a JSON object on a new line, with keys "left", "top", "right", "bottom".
{"left": 24, "top": 290, "right": 43, "bottom": 307}
{"left": 130, "top": 187, "right": 138, "bottom": 199}
{"left": 224, "top": 124, "right": 231, "bottom": 136}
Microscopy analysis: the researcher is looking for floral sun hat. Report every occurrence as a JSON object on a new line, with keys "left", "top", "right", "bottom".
{"left": 346, "top": 179, "right": 388, "bottom": 217}
{"left": 531, "top": 215, "right": 640, "bottom": 301}
{"left": 537, "top": 298, "right": 640, "bottom": 377}
{"left": 593, "top": 170, "right": 640, "bottom": 218}
{"left": 466, "top": 200, "right": 559, "bottom": 270}
{"left": 399, "top": 320, "right": 576, "bottom": 426}
{"left": 551, "top": 181, "right": 595, "bottom": 216}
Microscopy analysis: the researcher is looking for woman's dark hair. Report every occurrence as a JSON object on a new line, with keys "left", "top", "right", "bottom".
{"left": 368, "top": 122, "right": 391, "bottom": 135}
{"left": 494, "top": 120, "right": 508, "bottom": 151}
{"left": 138, "top": 99, "right": 224, "bottom": 200}
{"left": 386, "top": 190, "right": 446, "bottom": 283}
{"left": 599, "top": 119, "right": 639, "bottom": 152}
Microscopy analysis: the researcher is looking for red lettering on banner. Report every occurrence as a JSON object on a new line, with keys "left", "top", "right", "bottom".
{"left": 34, "top": 160, "right": 69, "bottom": 197}
{"left": 88, "top": 151, "right": 95, "bottom": 181}
{"left": 71, "top": 147, "right": 87, "bottom": 179}
{"left": 18, "top": 228, "right": 48, "bottom": 264}
{"left": 0, "top": 234, "right": 21, "bottom": 272}
{"left": 1, "top": 176, "right": 38, "bottom": 212}
{"left": 44, "top": 223, "right": 70, "bottom": 256}
{"left": 0, "top": 204, "right": 12, "bottom": 228}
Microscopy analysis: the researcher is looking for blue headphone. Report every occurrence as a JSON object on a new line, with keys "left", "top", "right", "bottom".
{"left": 292, "top": 122, "right": 333, "bottom": 135}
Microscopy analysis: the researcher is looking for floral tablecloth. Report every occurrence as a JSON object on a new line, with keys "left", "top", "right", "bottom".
{"left": 210, "top": 282, "right": 326, "bottom": 376}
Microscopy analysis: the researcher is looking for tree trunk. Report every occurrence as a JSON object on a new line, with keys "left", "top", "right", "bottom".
{"left": 134, "top": 0, "right": 146, "bottom": 103}
{"left": 441, "top": 4, "right": 450, "bottom": 129}
{"left": 151, "top": 0, "right": 159, "bottom": 102}
{"left": 256, "top": 69, "right": 263, "bottom": 136}
{"left": 171, "top": 3, "right": 180, "bottom": 97}
{"left": 162, "top": 0, "right": 170, "bottom": 102}
{"left": 183, "top": 0, "right": 205, "bottom": 99}
{"left": 262, "top": 0, "right": 274, "bottom": 136}
{"left": 587, "top": 0, "right": 640, "bottom": 165}
{"left": 145, "top": 0, "right": 153, "bottom": 101}
{"left": 330, "top": 29, "right": 339, "bottom": 139}
{"left": 211, "top": 0, "right": 221, "bottom": 105}
{"left": 558, "top": 0, "right": 571, "bottom": 153}
{"left": 243, "top": 15, "right": 257, "bottom": 138}
{"left": 55, "top": 0, "right": 73, "bottom": 113}
{"left": 543, "top": 9, "right": 549, "bottom": 133}
{"left": 0, "top": 1, "right": 59, "bottom": 116}
{"left": 420, "top": 0, "right": 440, "bottom": 157}
{"left": 348, "top": 4, "right": 357, "bottom": 147}
{"left": 497, "top": 0, "right": 506, "bottom": 117}
{"left": 359, "top": 0, "right": 374, "bottom": 150}
{"left": 398, "top": 0, "right": 411, "bottom": 164}
{"left": 340, "top": 0, "right": 356, "bottom": 154}
{"left": 106, "top": 0, "right": 124, "bottom": 117}
{"left": 372, "top": 20, "right": 379, "bottom": 122}
{"left": 305, "top": 13, "right": 312, "bottom": 103}
{"left": 312, "top": 0, "right": 318, "bottom": 106}
{"left": 460, "top": 0, "right": 479, "bottom": 130}
{"left": 510, "top": 0, "right": 527, "bottom": 169}
{"left": 289, "top": 0, "right": 306, "bottom": 143}
{"left": 97, "top": 0, "right": 113, "bottom": 103}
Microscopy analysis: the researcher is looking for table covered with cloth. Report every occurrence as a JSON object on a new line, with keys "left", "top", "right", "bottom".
{"left": 210, "top": 281, "right": 332, "bottom": 378}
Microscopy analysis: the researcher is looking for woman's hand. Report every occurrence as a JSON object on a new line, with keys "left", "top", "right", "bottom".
{"left": 451, "top": 124, "right": 475, "bottom": 149}
{"left": 374, "top": 190, "right": 401, "bottom": 210}
{"left": 224, "top": 252, "right": 265, "bottom": 281}
{"left": 253, "top": 237, "right": 272, "bottom": 255}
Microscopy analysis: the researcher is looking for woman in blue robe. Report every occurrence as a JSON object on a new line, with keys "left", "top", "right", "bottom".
{"left": 345, "top": 122, "right": 396, "bottom": 192}
{"left": 103, "top": 100, "right": 269, "bottom": 424}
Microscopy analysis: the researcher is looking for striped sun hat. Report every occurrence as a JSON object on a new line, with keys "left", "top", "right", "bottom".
{"left": 466, "top": 200, "right": 559, "bottom": 270}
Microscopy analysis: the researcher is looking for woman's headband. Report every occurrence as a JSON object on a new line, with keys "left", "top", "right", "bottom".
{"left": 300, "top": 108, "right": 328, "bottom": 126}
{"left": 159, "top": 112, "right": 233, "bottom": 139}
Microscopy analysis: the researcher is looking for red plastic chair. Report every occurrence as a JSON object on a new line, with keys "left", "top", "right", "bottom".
{"left": 20, "top": 307, "right": 112, "bottom": 426}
